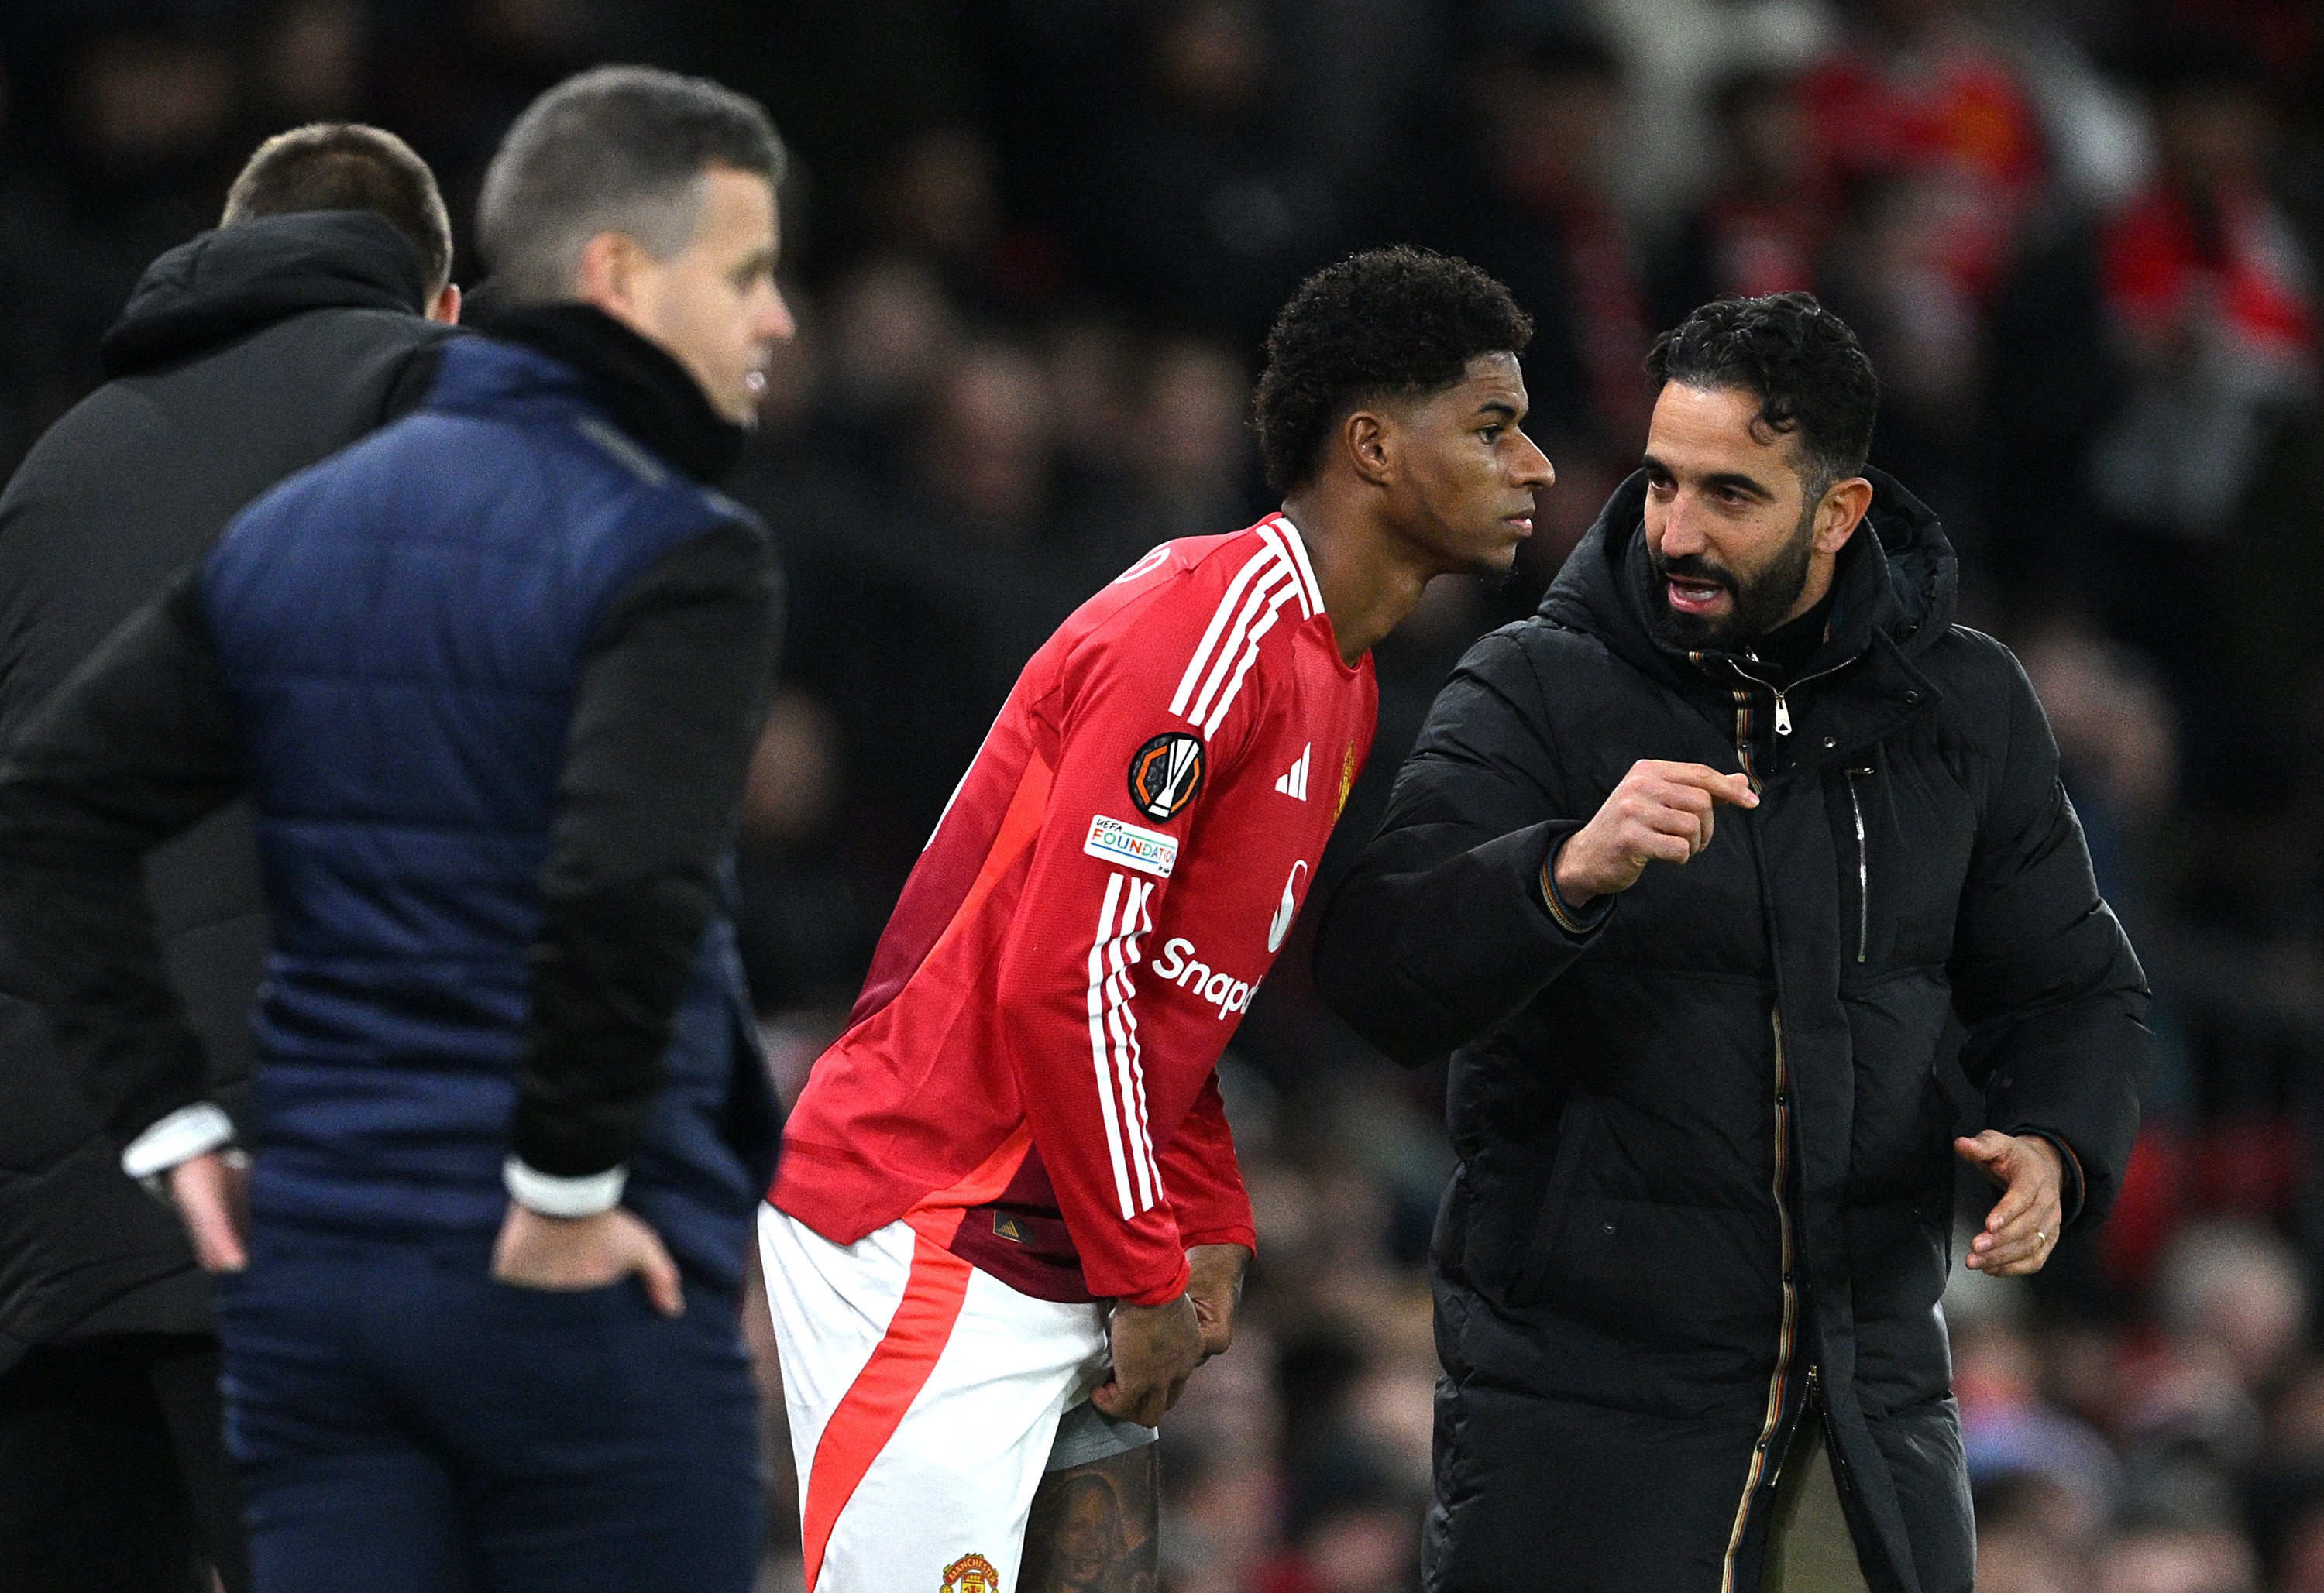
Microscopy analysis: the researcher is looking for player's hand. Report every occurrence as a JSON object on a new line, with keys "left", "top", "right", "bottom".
{"left": 490, "top": 1203, "right": 686, "bottom": 1317}
{"left": 1554, "top": 760, "right": 1758, "bottom": 906}
{"left": 167, "top": 1150, "right": 250, "bottom": 1273}
{"left": 1185, "top": 1243, "right": 1252, "bottom": 1361}
{"left": 1092, "top": 1293, "right": 1203, "bottom": 1427}
{"left": 1957, "top": 1131, "right": 2064, "bottom": 1276}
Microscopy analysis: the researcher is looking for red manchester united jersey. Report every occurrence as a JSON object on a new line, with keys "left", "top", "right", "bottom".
{"left": 772, "top": 515, "right": 1377, "bottom": 1306}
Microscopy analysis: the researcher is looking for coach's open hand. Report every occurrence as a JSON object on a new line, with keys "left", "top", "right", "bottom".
{"left": 1186, "top": 1242, "right": 1253, "bottom": 1361}
{"left": 1956, "top": 1131, "right": 2064, "bottom": 1276}
{"left": 491, "top": 1203, "right": 686, "bottom": 1317}
{"left": 1553, "top": 760, "right": 1759, "bottom": 906}
{"left": 1093, "top": 1292, "right": 1204, "bottom": 1427}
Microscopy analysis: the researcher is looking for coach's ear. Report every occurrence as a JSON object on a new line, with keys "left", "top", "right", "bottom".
{"left": 1815, "top": 475, "right": 1872, "bottom": 554}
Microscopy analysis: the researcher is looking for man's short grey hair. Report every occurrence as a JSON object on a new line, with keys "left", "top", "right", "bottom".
{"left": 477, "top": 65, "right": 785, "bottom": 304}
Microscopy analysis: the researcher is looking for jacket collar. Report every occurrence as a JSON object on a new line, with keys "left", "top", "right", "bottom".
{"left": 463, "top": 300, "right": 746, "bottom": 483}
{"left": 101, "top": 210, "right": 429, "bottom": 377}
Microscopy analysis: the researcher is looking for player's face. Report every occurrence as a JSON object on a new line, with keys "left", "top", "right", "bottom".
{"left": 1385, "top": 352, "right": 1553, "bottom": 577}
{"left": 1640, "top": 382, "right": 1862, "bottom": 651}
{"left": 620, "top": 166, "right": 795, "bottom": 426}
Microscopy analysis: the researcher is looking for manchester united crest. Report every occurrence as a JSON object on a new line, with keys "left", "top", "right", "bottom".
{"left": 941, "top": 1552, "right": 1000, "bottom": 1593}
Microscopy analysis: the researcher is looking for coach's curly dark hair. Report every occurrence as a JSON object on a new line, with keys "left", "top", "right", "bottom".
{"left": 1645, "top": 292, "right": 1879, "bottom": 489}
{"left": 1253, "top": 246, "right": 1533, "bottom": 492}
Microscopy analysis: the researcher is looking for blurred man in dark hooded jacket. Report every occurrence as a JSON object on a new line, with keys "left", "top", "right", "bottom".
{"left": 0, "top": 122, "right": 459, "bottom": 1593}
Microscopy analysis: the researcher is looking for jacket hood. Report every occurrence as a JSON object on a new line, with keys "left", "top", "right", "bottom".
{"left": 100, "top": 210, "right": 430, "bottom": 378}
{"left": 1538, "top": 463, "right": 1958, "bottom": 687}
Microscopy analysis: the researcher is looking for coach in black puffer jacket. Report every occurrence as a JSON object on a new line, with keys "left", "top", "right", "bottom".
{"left": 1315, "top": 313, "right": 2148, "bottom": 1588}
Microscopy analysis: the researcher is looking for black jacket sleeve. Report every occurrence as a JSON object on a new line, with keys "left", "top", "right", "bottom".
{"left": 0, "top": 572, "right": 240, "bottom": 1139}
{"left": 507, "top": 517, "right": 782, "bottom": 1180}
{"left": 1314, "top": 631, "right": 1606, "bottom": 1066}
{"left": 1948, "top": 647, "right": 2151, "bottom": 1225}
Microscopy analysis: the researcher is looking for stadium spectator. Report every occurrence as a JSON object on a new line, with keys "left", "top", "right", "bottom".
{"left": 57, "top": 26, "right": 248, "bottom": 298}
{"left": 0, "top": 120, "right": 459, "bottom": 1593}
{"left": 2095, "top": 1521, "right": 2261, "bottom": 1593}
{"left": 1315, "top": 292, "right": 2150, "bottom": 1590}
{"left": 1651, "top": 66, "right": 1825, "bottom": 331}
{"left": 1798, "top": 0, "right": 2044, "bottom": 309}
{"left": 254, "top": 0, "right": 368, "bottom": 126}
{"left": 0, "top": 66, "right": 120, "bottom": 481}
{"left": 1064, "top": 334, "right": 1253, "bottom": 589}
{"left": 1418, "top": 30, "right": 1653, "bottom": 465}
{"left": 0, "top": 67, "right": 790, "bottom": 1592}
{"left": 2088, "top": 36, "right": 2317, "bottom": 695}
{"left": 1067, "top": 0, "right": 1348, "bottom": 345}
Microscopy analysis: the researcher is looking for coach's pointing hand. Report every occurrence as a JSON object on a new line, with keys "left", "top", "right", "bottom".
{"left": 1553, "top": 760, "right": 1759, "bottom": 907}
{"left": 1094, "top": 1292, "right": 1205, "bottom": 1427}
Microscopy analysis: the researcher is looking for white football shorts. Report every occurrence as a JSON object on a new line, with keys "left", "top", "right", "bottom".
{"left": 760, "top": 1204, "right": 1154, "bottom": 1593}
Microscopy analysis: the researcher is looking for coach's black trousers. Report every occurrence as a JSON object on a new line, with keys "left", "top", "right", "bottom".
{"left": 0, "top": 1332, "right": 249, "bottom": 1593}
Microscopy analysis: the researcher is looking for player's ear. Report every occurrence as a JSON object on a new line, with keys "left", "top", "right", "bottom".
{"left": 1344, "top": 409, "right": 1393, "bottom": 487}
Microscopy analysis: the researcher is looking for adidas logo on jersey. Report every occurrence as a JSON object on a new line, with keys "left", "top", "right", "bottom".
{"left": 1275, "top": 743, "right": 1312, "bottom": 801}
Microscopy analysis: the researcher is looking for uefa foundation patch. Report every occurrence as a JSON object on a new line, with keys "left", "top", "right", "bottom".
{"left": 1085, "top": 815, "right": 1178, "bottom": 880}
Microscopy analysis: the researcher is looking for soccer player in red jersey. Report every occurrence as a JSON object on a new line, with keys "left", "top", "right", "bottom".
{"left": 765, "top": 247, "right": 1555, "bottom": 1590}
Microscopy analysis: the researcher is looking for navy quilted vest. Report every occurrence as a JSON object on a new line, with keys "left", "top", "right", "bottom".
{"left": 199, "top": 334, "right": 774, "bottom": 1285}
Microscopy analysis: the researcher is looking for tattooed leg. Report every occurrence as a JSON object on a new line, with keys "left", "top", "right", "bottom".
{"left": 1022, "top": 1443, "right": 1159, "bottom": 1593}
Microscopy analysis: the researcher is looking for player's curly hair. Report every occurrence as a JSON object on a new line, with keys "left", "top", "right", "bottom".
{"left": 1253, "top": 247, "right": 1533, "bottom": 492}
{"left": 1645, "top": 293, "right": 1879, "bottom": 489}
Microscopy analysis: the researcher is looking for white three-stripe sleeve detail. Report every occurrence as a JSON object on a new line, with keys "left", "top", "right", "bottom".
{"left": 1125, "top": 876, "right": 1160, "bottom": 1203}
{"left": 1085, "top": 873, "right": 1138, "bottom": 1219}
{"left": 1188, "top": 560, "right": 1294, "bottom": 730}
{"left": 1256, "top": 521, "right": 1313, "bottom": 620}
{"left": 1102, "top": 877, "right": 1159, "bottom": 1210}
{"left": 1202, "top": 582, "right": 1298, "bottom": 737}
{"left": 1099, "top": 936, "right": 1146, "bottom": 1210}
{"left": 1170, "top": 547, "right": 1277, "bottom": 718}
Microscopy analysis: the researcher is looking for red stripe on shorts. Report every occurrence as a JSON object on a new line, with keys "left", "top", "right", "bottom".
{"left": 800, "top": 1230, "right": 975, "bottom": 1591}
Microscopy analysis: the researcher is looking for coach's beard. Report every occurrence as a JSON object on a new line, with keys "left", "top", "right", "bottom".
{"left": 1646, "top": 506, "right": 1817, "bottom": 654}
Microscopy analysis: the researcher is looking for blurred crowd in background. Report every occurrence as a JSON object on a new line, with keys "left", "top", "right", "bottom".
{"left": 5, "top": 0, "right": 2324, "bottom": 1588}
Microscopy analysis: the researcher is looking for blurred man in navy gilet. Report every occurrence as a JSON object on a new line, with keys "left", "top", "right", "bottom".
{"left": 0, "top": 67, "right": 794, "bottom": 1593}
